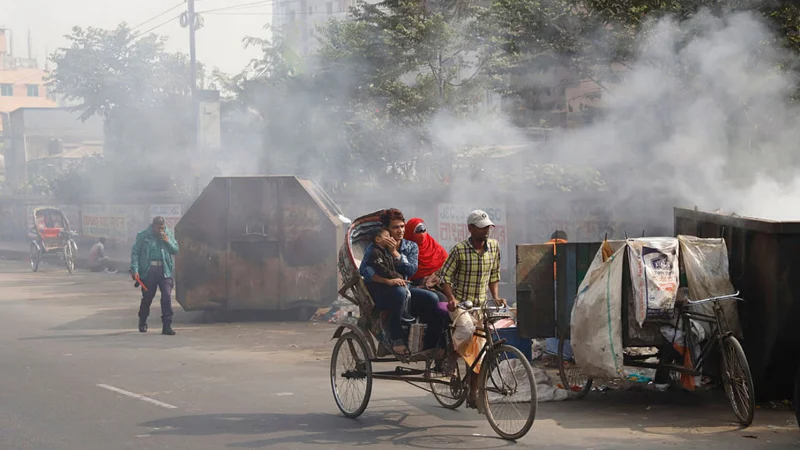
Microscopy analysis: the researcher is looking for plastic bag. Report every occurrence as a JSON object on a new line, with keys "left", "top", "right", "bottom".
{"left": 570, "top": 241, "right": 626, "bottom": 379}
{"left": 628, "top": 238, "right": 680, "bottom": 326}
{"left": 449, "top": 309, "right": 476, "bottom": 352}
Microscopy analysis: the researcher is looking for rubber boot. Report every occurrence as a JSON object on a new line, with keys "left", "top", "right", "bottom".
{"left": 138, "top": 318, "right": 148, "bottom": 333}
{"left": 162, "top": 320, "right": 176, "bottom": 336}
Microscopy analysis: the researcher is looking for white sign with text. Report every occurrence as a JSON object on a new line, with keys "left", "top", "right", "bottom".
{"left": 436, "top": 203, "right": 508, "bottom": 271}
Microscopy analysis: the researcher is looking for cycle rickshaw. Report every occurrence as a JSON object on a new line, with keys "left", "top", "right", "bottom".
{"left": 330, "top": 210, "right": 538, "bottom": 440}
{"left": 517, "top": 236, "right": 755, "bottom": 427}
{"left": 28, "top": 207, "right": 78, "bottom": 274}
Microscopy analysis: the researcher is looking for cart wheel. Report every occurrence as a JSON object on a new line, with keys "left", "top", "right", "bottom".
{"left": 720, "top": 335, "right": 755, "bottom": 427}
{"left": 480, "top": 344, "right": 538, "bottom": 440}
{"left": 558, "top": 338, "right": 593, "bottom": 398}
{"left": 64, "top": 244, "right": 75, "bottom": 274}
{"left": 794, "top": 364, "right": 800, "bottom": 429}
{"left": 30, "top": 244, "right": 40, "bottom": 272}
{"left": 330, "top": 332, "right": 372, "bottom": 418}
{"left": 427, "top": 356, "right": 467, "bottom": 409}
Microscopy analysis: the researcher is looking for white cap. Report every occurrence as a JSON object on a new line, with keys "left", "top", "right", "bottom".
{"left": 467, "top": 210, "right": 494, "bottom": 228}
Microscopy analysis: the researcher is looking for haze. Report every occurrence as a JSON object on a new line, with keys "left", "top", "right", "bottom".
{"left": 4, "top": 0, "right": 268, "bottom": 73}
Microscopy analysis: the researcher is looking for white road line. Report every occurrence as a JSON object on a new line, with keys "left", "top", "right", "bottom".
{"left": 97, "top": 384, "right": 178, "bottom": 409}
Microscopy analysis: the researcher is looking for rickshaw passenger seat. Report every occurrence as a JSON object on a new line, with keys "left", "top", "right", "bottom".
{"left": 40, "top": 228, "right": 63, "bottom": 239}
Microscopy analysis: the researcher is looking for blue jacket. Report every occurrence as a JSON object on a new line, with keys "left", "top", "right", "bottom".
{"left": 359, "top": 239, "right": 419, "bottom": 283}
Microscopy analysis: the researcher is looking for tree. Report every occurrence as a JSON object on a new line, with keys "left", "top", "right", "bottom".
{"left": 48, "top": 24, "right": 197, "bottom": 158}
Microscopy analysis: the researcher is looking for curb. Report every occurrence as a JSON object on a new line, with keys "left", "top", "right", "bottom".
{"left": 0, "top": 248, "right": 128, "bottom": 271}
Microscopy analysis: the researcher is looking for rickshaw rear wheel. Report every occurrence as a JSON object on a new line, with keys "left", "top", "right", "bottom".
{"left": 427, "top": 356, "right": 467, "bottom": 409}
{"left": 330, "top": 332, "right": 372, "bottom": 418}
{"left": 557, "top": 338, "right": 593, "bottom": 399}
{"left": 720, "top": 335, "right": 755, "bottom": 427}
{"left": 30, "top": 244, "right": 40, "bottom": 272}
{"left": 480, "top": 344, "right": 538, "bottom": 440}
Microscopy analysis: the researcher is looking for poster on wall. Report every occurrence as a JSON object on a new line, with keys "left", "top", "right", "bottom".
{"left": 149, "top": 204, "right": 183, "bottom": 230}
{"left": 81, "top": 205, "right": 130, "bottom": 241}
{"left": 436, "top": 203, "right": 508, "bottom": 271}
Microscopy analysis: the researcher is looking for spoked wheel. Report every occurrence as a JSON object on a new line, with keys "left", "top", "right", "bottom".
{"left": 480, "top": 344, "right": 538, "bottom": 440}
{"left": 64, "top": 243, "right": 75, "bottom": 274}
{"left": 427, "top": 355, "right": 468, "bottom": 409}
{"left": 330, "top": 332, "right": 372, "bottom": 418}
{"left": 30, "top": 244, "right": 40, "bottom": 272}
{"left": 720, "top": 335, "right": 755, "bottom": 427}
{"left": 557, "top": 338, "right": 592, "bottom": 398}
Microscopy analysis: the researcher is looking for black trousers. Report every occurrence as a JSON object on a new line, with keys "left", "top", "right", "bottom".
{"left": 138, "top": 265, "right": 174, "bottom": 324}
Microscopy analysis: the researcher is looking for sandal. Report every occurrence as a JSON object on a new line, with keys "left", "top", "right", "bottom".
{"left": 393, "top": 344, "right": 410, "bottom": 356}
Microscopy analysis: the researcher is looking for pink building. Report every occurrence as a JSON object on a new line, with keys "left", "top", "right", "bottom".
{"left": 0, "top": 29, "right": 57, "bottom": 133}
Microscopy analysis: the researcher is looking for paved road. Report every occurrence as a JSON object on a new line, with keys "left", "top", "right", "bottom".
{"left": 0, "top": 260, "right": 797, "bottom": 449}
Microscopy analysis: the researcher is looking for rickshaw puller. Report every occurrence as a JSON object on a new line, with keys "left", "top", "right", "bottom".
{"left": 441, "top": 209, "right": 506, "bottom": 409}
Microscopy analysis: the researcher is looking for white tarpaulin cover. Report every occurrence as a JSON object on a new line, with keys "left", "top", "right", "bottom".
{"left": 571, "top": 236, "right": 742, "bottom": 379}
{"left": 570, "top": 242, "right": 625, "bottom": 380}
{"left": 678, "top": 235, "right": 742, "bottom": 339}
{"left": 627, "top": 238, "right": 680, "bottom": 326}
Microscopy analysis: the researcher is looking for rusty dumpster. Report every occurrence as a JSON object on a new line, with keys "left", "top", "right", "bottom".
{"left": 174, "top": 176, "right": 348, "bottom": 318}
{"left": 674, "top": 207, "right": 800, "bottom": 401}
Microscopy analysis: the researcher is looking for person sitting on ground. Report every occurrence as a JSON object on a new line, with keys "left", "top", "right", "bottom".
{"left": 404, "top": 217, "right": 448, "bottom": 293}
{"left": 89, "top": 237, "right": 117, "bottom": 273}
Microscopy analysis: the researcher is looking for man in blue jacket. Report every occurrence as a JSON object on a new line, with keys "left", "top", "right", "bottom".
{"left": 130, "top": 216, "right": 179, "bottom": 335}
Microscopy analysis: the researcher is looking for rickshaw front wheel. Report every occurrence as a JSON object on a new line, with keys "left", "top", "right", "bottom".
{"left": 64, "top": 243, "right": 76, "bottom": 274}
{"left": 330, "top": 332, "right": 372, "bottom": 418}
{"left": 480, "top": 344, "right": 538, "bottom": 440}
{"left": 30, "top": 244, "right": 40, "bottom": 272}
{"left": 720, "top": 335, "right": 755, "bottom": 427}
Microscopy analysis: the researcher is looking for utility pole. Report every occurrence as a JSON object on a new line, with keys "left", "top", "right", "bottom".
{"left": 187, "top": 0, "right": 197, "bottom": 97}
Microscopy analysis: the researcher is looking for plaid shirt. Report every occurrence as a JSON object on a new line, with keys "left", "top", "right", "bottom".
{"left": 441, "top": 238, "right": 501, "bottom": 306}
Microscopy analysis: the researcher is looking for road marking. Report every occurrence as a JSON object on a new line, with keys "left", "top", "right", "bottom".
{"left": 97, "top": 384, "right": 178, "bottom": 409}
{"left": 275, "top": 392, "right": 294, "bottom": 396}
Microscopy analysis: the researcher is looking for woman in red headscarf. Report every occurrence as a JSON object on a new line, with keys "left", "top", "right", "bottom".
{"left": 404, "top": 218, "right": 449, "bottom": 287}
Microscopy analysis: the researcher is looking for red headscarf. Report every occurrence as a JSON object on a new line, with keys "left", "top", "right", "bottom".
{"left": 404, "top": 217, "right": 448, "bottom": 281}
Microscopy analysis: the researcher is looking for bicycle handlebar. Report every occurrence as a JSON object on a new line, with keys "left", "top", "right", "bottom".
{"left": 685, "top": 291, "right": 743, "bottom": 305}
{"left": 457, "top": 300, "right": 510, "bottom": 313}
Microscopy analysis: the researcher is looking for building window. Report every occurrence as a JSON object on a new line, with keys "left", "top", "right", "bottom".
{"left": 326, "top": 2, "right": 333, "bottom": 15}
{"left": 27, "top": 84, "right": 40, "bottom": 97}
{"left": 0, "top": 84, "right": 12, "bottom": 96}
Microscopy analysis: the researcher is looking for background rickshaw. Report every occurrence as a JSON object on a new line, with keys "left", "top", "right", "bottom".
{"left": 331, "top": 210, "right": 538, "bottom": 440}
{"left": 28, "top": 207, "right": 78, "bottom": 274}
{"left": 517, "top": 236, "right": 755, "bottom": 427}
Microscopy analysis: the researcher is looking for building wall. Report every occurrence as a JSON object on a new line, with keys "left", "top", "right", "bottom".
{"left": 3, "top": 108, "right": 104, "bottom": 186}
{"left": 0, "top": 28, "right": 57, "bottom": 132}
{"left": 272, "top": 0, "right": 361, "bottom": 56}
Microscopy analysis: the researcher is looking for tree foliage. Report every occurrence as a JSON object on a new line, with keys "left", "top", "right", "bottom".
{"left": 33, "top": 1, "right": 800, "bottom": 198}
{"left": 48, "top": 24, "right": 196, "bottom": 157}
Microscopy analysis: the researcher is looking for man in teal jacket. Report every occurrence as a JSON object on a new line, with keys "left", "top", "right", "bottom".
{"left": 130, "top": 216, "right": 179, "bottom": 335}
